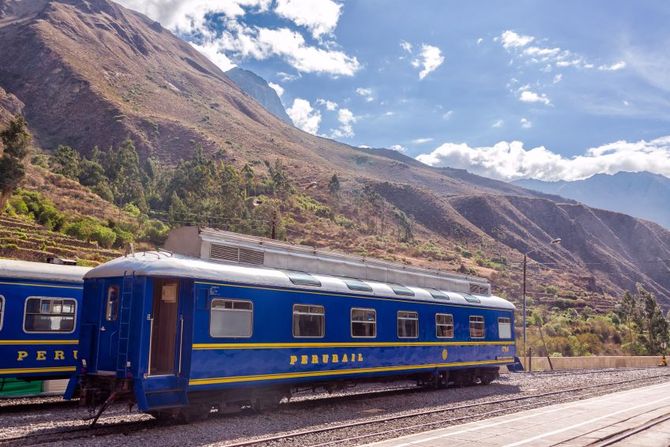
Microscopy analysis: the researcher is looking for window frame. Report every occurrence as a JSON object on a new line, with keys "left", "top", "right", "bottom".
{"left": 23, "top": 296, "right": 77, "bottom": 334}
{"left": 397, "top": 310, "right": 419, "bottom": 339}
{"left": 0, "top": 295, "right": 4, "bottom": 332}
{"left": 350, "top": 307, "right": 377, "bottom": 338}
{"left": 435, "top": 313, "right": 454, "bottom": 339}
{"left": 292, "top": 304, "right": 325, "bottom": 338}
{"left": 469, "top": 315, "right": 485, "bottom": 339}
{"left": 498, "top": 317, "right": 512, "bottom": 339}
{"left": 209, "top": 298, "right": 254, "bottom": 338}
{"left": 105, "top": 285, "right": 120, "bottom": 322}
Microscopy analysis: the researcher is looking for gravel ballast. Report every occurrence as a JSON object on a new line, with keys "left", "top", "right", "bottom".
{"left": 2, "top": 368, "right": 670, "bottom": 447}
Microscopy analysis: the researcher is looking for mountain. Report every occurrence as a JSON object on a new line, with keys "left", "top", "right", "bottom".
{"left": 514, "top": 172, "right": 670, "bottom": 229}
{"left": 2, "top": 0, "right": 670, "bottom": 309}
{"left": 224, "top": 67, "right": 292, "bottom": 124}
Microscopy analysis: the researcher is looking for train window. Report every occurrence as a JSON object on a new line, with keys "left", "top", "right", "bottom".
{"left": 105, "top": 286, "right": 120, "bottom": 321}
{"left": 210, "top": 299, "right": 253, "bottom": 338}
{"left": 435, "top": 313, "right": 454, "bottom": 338}
{"left": 286, "top": 271, "right": 322, "bottom": 287}
{"left": 390, "top": 285, "right": 415, "bottom": 297}
{"left": 397, "top": 311, "right": 418, "bottom": 338}
{"left": 344, "top": 279, "right": 373, "bottom": 293}
{"left": 498, "top": 317, "right": 512, "bottom": 339}
{"left": 24, "top": 297, "right": 76, "bottom": 333}
{"left": 351, "top": 308, "right": 376, "bottom": 338}
{"left": 293, "top": 304, "right": 325, "bottom": 338}
{"left": 469, "top": 315, "right": 485, "bottom": 338}
{"left": 0, "top": 295, "right": 4, "bottom": 331}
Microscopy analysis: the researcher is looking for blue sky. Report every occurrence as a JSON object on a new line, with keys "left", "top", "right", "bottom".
{"left": 117, "top": 0, "right": 670, "bottom": 181}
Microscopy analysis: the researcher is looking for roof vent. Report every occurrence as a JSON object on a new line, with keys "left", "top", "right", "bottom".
{"left": 210, "top": 244, "right": 265, "bottom": 265}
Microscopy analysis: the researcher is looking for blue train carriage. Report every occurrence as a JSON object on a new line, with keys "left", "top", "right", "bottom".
{"left": 69, "top": 228, "right": 516, "bottom": 421}
{"left": 0, "top": 259, "right": 90, "bottom": 382}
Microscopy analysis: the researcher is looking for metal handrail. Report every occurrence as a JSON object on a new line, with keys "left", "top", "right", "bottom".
{"left": 147, "top": 315, "right": 154, "bottom": 375}
{"left": 178, "top": 316, "right": 184, "bottom": 375}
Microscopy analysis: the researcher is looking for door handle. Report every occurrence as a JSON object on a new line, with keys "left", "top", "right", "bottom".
{"left": 100, "top": 326, "right": 107, "bottom": 332}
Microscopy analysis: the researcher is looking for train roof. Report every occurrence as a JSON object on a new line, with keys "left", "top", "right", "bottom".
{"left": 0, "top": 258, "right": 91, "bottom": 283}
{"left": 86, "top": 252, "right": 515, "bottom": 310}
{"left": 165, "top": 227, "right": 492, "bottom": 296}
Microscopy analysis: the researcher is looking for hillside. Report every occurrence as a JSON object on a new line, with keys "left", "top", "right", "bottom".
{"left": 1, "top": 0, "right": 670, "bottom": 312}
{"left": 514, "top": 172, "right": 670, "bottom": 230}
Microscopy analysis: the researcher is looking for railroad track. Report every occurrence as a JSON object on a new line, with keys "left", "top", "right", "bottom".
{"left": 4, "top": 370, "right": 670, "bottom": 446}
{"left": 217, "top": 371, "right": 670, "bottom": 447}
{"left": 0, "top": 398, "right": 78, "bottom": 415}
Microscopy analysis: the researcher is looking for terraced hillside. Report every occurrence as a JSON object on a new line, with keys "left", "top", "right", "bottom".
{"left": 0, "top": 214, "right": 120, "bottom": 264}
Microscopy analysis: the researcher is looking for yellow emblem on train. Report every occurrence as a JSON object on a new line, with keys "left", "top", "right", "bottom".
{"left": 441, "top": 349, "right": 448, "bottom": 360}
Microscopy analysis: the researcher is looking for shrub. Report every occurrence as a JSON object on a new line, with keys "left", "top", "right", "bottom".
{"left": 90, "top": 225, "right": 117, "bottom": 248}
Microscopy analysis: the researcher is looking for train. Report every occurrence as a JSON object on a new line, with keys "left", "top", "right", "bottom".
{"left": 0, "top": 259, "right": 90, "bottom": 388}
{"left": 67, "top": 228, "right": 516, "bottom": 422}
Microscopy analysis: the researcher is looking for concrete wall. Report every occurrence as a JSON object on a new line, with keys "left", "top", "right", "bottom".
{"left": 518, "top": 356, "right": 665, "bottom": 371}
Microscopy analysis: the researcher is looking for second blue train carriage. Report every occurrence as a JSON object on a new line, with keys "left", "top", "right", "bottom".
{"left": 0, "top": 259, "right": 90, "bottom": 383}
{"left": 69, "top": 229, "right": 516, "bottom": 421}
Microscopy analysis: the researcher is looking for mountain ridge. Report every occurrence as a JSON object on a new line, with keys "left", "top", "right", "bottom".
{"left": 225, "top": 67, "right": 292, "bottom": 124}
{"left": 514, "top": 171, "right": 670, "bottom": 229}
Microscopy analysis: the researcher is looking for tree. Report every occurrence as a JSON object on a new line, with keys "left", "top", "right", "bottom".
{"left": 638, "top": 286, "right": 669, "bottom": 354}
{"left": 328, "top": 174, "right": 340, "bottom": 195}
{"left": 51, "top": 145, "right": 81, "bottom": 180}
{"left": 0, "top": 115, "right": 31, "bottom": 210}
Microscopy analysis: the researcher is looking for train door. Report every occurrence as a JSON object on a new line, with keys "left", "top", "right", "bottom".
{"left": 148, "top": 279, "right": 180, "bottom": 375}
{"left": 96, "top": 281, "right": 121, "bottom": 372}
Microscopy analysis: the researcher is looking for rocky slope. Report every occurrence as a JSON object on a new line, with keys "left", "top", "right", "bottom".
{"left": 1, "top": 0, "right": 670, "bottom": 308}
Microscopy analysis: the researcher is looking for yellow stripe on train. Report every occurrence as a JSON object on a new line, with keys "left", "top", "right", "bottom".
{"left": 192, "top": 341, "right": 514, "bottom": 350}
{"left": 0, "top": 366, "right": 76, "bottom": 375}
{"left": 189, "top": 359, "right": 507, "bottom": 386}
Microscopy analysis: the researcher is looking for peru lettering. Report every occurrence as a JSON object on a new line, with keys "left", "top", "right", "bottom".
{"left": 16, "top": 350, "right": 78, "bottom": 361}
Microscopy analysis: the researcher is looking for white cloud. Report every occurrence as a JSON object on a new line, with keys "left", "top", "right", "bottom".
{"left": 400, "top": 40, "right": 413, "bottom": 53}
{"left": 500, "top": 30, "right": 534, "bottom": 49}
{"left": 598, "top": 61, "right": 627, "bottom": 71}
{"left": 277, "top": 71, "right": 300, "bottom": 82}
{"left": 286, "top": 98, "right": 321, "bottom": 135}
{"left": 411, "top": 138, "right": 434, "bottom": 145}
{"left": 415, "top": 136, "right": 670, "bottom": 181}
{"left": 355, "top": 87, "right": 374, "bottom": 102}
{"left": 268, "top": 82, "right": 284, "bottom": 97}
{"left": 274, "top": 0, "right": 342, "bottom": 39}
{"left": 492, "top": 119, "right": 504, "bottom": 128}
{"left": 519, "top": 90, "right": 551, "bottom": 105}
{"left": 498, "top": 30, "right": 624, "bottom": 74}
{"left": 520, "top": 118, "right": 532, "bottom": 128}
{"left": 359, "top": 144, "right": 371, "bottom": 148}
{"left": 330, "top": 108, "right": 356, "bottom": 138}
{"left": 384, "top": 111, "right": 395, "bottom": 117}
{"left": 219, "top": 26, "right": 360, "bottom": 76}
{"left": 316, "top": 98, "right": 338, "bottom": 111}
{"left": 442, "top": 110, "right": 454, "bottom": 120}
{"left": 553, "top": 73, "right": 563, "bottom": 84}
{"left": 411, "top": 44, "right": 445, "bottom": 79}
{"left": 116, "top": 0, "right": 358, "bottom": 77}
{"left": 476, "top": 37, "right": 484, "bottom": 45}
{"left": 190, "top": 41, "right": 236, "bottom": 71}
{"left": 390, "top": 144, "right": 407, "bottom": 153}
{"left": 115, "top": 0, "right": 271, "bottom": 34}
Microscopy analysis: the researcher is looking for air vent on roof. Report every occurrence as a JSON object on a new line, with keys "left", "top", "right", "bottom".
{"left": 469, "top": 283, "right": 489, "bottom": 295}
{"left": 210, "top": 243, "right": 265, "bottom": 265}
